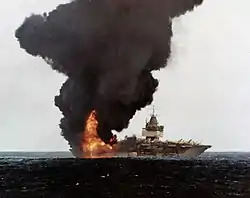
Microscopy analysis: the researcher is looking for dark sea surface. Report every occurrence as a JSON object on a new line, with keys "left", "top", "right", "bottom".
{"left": 0, "top": 152, "right": 250, "bottom": 198}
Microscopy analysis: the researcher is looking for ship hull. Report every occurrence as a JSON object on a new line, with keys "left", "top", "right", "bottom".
{"left": 116, "top": 145, "right": 211, "bottom": 158}
{"left": 178, "top": 145, "right": 211, "bottom": 158}
{"left": 70, "top": 140, "right": 211, "bottom": 158}
{"left": 116, "top": 137, "right": 212, "bottom": 158}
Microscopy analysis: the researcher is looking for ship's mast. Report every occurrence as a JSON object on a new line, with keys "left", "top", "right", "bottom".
{"left": 151, "top": 105, "right": 158, "bottom": 117}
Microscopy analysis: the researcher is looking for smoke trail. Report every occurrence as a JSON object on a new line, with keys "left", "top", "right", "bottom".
{"left": 15, "top": 0, "right": 204, "bottom": 155}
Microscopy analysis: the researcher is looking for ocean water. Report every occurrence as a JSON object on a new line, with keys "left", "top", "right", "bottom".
{"left": 0, "top": 152, "right": 250, "bottom": 198}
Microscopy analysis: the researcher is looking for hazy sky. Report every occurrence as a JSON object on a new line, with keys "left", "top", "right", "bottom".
{"left": 0, "top": 0, "right": 250, "bottom": 152}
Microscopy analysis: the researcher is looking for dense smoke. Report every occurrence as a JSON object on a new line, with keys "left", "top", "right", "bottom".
{"left": 15, "top": 0, "right": 204, "bottom": 153}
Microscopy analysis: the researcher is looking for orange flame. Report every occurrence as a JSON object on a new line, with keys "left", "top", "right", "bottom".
{"left": 82, "top": 110, "right": 115, "bottom": 158}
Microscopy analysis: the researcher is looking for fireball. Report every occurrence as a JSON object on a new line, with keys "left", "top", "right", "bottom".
{"left": 82, "top": 110, "right": 116, "bottom": 158}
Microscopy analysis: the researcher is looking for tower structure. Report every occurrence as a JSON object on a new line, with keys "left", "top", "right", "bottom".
{"left": 142, "top": 106, "right": 164, "bottom": 140}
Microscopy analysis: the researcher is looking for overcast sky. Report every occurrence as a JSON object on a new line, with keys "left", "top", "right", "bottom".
{"left": 0, "top": 0, "right": 249, "bottom": 152}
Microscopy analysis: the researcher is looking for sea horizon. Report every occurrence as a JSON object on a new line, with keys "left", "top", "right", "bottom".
{"left": 1, "top": 151, "right": 250, "bottom": 159}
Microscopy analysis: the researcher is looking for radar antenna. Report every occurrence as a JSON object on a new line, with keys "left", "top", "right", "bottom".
{"left": 151, "top": 105, "right": 159, "bottom": 117}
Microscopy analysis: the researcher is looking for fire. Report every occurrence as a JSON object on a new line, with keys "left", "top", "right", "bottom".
{"left": 82, "top": 110, "right": 116, "bottom": 158}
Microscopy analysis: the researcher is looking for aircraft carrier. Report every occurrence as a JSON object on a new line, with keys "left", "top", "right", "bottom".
{"left": 117, "top": 107, "right": 212, "bottom": 158}
{"left": 71, "top": 107, "right": 211, "bottom": 158}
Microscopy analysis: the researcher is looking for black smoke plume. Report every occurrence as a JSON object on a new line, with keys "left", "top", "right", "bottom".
{"left": 15, "top": 0, "right": 204, "bottom": 155}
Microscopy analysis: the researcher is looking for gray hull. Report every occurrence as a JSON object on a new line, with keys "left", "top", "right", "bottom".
{"left": 178, "top": 145, "right": 211, "bottom": 158}
{"left": 70, "top": 144, "right": 212, "bottom": 158}
{"left": 116, "top": 145, "right": 211, "bottom": 158}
